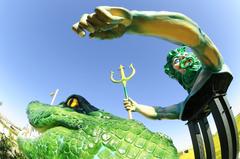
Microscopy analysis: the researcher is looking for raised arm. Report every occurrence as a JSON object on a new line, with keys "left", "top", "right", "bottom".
{"left": 73, "top": 6, "right": 223, "bottom": 71}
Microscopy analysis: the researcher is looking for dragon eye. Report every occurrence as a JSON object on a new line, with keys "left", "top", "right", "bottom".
{"left": 66, "top": 97, "right": 79, "bottom": 108}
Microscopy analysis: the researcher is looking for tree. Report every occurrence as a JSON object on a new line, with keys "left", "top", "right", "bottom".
{"left": 0, "top": 132, "right": 26, "bottom": 159}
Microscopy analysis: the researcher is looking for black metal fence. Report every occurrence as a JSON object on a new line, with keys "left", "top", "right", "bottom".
{"left": 181, "top": 71, "right": 239, "bottom": 159}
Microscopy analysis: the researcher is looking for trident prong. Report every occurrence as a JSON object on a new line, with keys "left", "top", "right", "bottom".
{"left": 110, "top": 64, "right": 136, "bottom": 119}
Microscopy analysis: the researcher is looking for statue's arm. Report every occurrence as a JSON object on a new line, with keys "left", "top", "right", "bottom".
{"left": 133, "top": 103, "right": 182, "bottom": 120}
{"left": 127, "top": 10, "right": 223, "bottom": 71}
{"left": 153, "top": 103, "right": 182, "bottom": 120}
{"left": 74, "top": 7, "right": 224, "bottom": 72}
{"left": 124, "top": 98, "right": 182, "bottom": 120}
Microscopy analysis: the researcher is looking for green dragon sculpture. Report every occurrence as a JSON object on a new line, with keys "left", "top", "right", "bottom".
{"left": 17, "top": 95, "right": 179, "bottom": 159}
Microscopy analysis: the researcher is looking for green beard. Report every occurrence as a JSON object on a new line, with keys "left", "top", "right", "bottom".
{"left": 175, "top": 57, "right": 202, "bottom": 93}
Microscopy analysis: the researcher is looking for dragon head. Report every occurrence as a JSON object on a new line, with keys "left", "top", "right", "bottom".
{"left": 17, "top": 95, "right": 178, "bottom": 159}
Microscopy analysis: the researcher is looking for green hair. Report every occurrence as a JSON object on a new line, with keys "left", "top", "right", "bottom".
{"left": 164, "top": 46, "right": 202, "bottom": 92}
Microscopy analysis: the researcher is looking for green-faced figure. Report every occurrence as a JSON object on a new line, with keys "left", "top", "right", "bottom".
{"left": 164, "top": 46, "right": 202, "bottom": 93}
{"left": 17, "top": 6, "right": 230, "bottom": 159}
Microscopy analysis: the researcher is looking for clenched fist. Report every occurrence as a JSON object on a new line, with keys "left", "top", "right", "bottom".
{"left": 72, "top": 6, "right": 133, "bottom": 39}
{"left": 123, "top": 98, "right": 138, "bottom": 112}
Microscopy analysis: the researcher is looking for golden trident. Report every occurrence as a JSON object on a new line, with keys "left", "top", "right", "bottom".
{"left": 110, "top": 64, "right": 136, "bottom": 119}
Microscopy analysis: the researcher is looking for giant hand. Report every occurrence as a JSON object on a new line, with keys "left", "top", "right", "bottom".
{"left": 72, "top": 6, "right": 132, "bottom": 39}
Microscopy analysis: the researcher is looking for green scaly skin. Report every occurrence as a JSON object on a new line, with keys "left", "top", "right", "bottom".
{"left": 18, "top": 101, "right": 179, "bottom": 159}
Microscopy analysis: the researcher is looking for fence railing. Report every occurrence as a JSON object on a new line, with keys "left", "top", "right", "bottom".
{"left": 181, "top": 71, "right": 239, "bottom": 159}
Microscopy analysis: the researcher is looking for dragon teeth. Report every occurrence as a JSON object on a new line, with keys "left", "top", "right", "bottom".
{"left": 19, "top": 125, "right": 41, "bottom": 139}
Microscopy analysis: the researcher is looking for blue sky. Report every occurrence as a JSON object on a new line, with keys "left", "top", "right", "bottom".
{"left": 1, "top": 0, "right": 240, "bottom": 151}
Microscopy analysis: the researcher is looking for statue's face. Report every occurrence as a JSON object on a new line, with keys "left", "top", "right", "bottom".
{"left": 172, "top": 52, "right": 187, "bottom": 74}
{"left": 172, "top": 52, "right": 194, "bottom": 75}
{"left": 171, "top": 51, "right": 202, "bottom": 91}
{"left": 164, "top": 47, "right": 202, "bottom": 91}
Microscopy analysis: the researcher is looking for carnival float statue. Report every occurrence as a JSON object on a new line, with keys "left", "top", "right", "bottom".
{"left": 13, "top": 6, "right": 238, "bottom": 159}
{"left": 72, "top": 6, "right": 239, "bottom": 159}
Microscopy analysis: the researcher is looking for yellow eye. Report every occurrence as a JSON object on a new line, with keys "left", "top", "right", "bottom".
{"left": 66, "top": 98, "right": 79, "bottom": 108}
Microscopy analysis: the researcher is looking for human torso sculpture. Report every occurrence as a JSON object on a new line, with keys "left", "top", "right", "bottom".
{"left": 72, "top": 6, "right": 224, "bottom": 120}
{"left": 73, "top": 6, "right": 239, "bottom": 159}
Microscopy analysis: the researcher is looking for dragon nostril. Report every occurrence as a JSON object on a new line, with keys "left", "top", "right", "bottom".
{"left": 77, "top": 125, "right": 83, "bottom": 129}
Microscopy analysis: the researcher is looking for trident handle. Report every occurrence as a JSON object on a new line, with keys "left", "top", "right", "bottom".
{"left": 110, "top": 64, "right": 135, "bottom": 119}
{"left": 122, "top": 87, "right": 132, "bottom": 120}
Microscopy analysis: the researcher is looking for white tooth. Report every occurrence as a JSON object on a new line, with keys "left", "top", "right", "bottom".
{"left": 19, "top": 130, "right": 25, "bottom": 138}
{"left": 18, "top": 124, "right": 41, "bottom": 139}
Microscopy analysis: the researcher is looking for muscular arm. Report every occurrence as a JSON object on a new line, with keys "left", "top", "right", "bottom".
{"left": 74, "top": 7, "right": 224, "bottom": 71}
{"left": 135, "top": 104, "right": 158, "bottom": 119}
{"left": 127, "top": 10, "right": 223, "bottom": 72}
{"left": 124, "top": 98, "right": 181, "bottom": 120}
